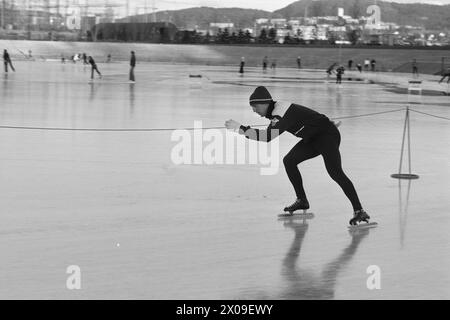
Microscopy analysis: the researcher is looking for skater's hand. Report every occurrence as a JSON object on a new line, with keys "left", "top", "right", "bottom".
{"left": 225, "top": 119, "right": 242, "bottom": 131}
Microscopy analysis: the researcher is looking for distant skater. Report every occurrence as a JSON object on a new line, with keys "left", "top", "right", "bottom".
{"left": 107, "top": 54, "right": 112, "bottom": 63}
{"left": 412, "top": 59, "right": 419, "bottom": 78}
{"left": 3, "top": 49, "right": 15, "bottom": 72}
{"left": 326, "top": 63, "right": 337, "bottom": 75}
{"left": 364, "top": 59, "right": 370, "bottom": 71}
{"left": 271, "top": 59, "right": 277, "bottom": 71}
{"left": 82, "top": 53, "right": 88, "bottom": 65}
{"left": 438, "top": 66, "right": 450, "bottom": 84}
{"left": 370, "top": 59, "right": 376, "bottom": 72}
{"left": 239, "top": 56, "right": 245, "bottom": 74}
{"left": 225, "top": 86, "right": 370, "bottom": 226}
{"left": 326, "top": 63, "right": 337, "bottom": 80}
{"left": 262, "top": 56, "right": 268, "bottom": 72}
{"left": 348, "top": 60, "right": 353, "bottom": 70}
{"left": 356, "top": 63, "right": 362, "bottom": 73}
{"left": 129, "top": 51, "right": 136, "bottom": 82}
{"left": 336, "top": 66, "right": 344, "bottom": 84}
{"left": 88, "top": 56, "right": 102, "bottom": 80}
{"left": 297, "top": 56, "right": 301, "bottom": 69}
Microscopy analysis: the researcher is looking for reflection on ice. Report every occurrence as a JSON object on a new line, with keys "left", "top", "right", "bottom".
{"left": 280, "top": 218, "right": 371, "bottom": 299}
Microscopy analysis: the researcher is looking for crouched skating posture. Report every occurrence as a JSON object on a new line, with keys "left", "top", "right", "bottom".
{"left": 225, "top": 86, "right": 370, "bottom": 225}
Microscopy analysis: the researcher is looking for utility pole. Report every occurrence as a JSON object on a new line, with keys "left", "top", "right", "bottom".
{"left": 1, "top": 0, "right": 5, "bottom": 29}
{"left": 43, "top": 0, "right": 50, "bottom": 26}
{"left": 56, "top": 0, "right": 60, "bottom": 17}
{"left": 144, "top": 0, "right": 151, "bottom": 23}
{"left": 26, "top": 0, "right": 32, "bottom": 40}
{"left": 126, "top": 0, "right": 129, "bottom": 21}
{"left": 152, "top": 0, "right": 157, "bottom": 23}
{"left": 65, "top": 0, "right": 69, "bottom": 17}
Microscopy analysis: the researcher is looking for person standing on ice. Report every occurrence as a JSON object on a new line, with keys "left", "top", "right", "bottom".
{"left": 412, "top": 59, "right": 419, "bottom": 78}
{"left": 3, "top": 49, "right": 15, "bottom": 73}
{"left": 82, "top": 53, "right": 88, "bottom": 65}
{"left": 88, "top": 56, "right": 102, "bottom": 80}
{"left": 336, "top": 66, "right": 344, "bottom": 84}
{"left": 262, "top": 56, "right": 268, "bottom": 72}
{"left": 239, "top": 56, "right": 245, "bottom": 74}
{"left": 224, "top": 86, "right": 370, "bottom": 226}
{"left": 130, "top": 51, "right": 136, "bottom": 82}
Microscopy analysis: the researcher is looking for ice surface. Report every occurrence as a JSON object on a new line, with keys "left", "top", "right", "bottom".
{"left": 0, "top": 61, "right": 449, "bottom": 299}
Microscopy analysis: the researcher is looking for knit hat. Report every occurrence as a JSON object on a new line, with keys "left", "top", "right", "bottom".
{"left": 249, "top": 86, "right": 272, "bottom": 106}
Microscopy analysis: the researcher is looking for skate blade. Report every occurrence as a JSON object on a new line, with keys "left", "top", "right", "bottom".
{"left": 348, "top": 222, "right": 378, "bottom": 230}
{"left": 278, "top": 212, "right": 314, "bottom": 220}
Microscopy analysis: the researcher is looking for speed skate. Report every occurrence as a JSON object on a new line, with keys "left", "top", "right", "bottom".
{"left": 278, "top": 209, "right": 314, "bottom": 219}
{"left": 348, "top": 221, "right": 378, "bottom": 230}
{"left": 348, "top": 209, "right": 377, "bottom": 230}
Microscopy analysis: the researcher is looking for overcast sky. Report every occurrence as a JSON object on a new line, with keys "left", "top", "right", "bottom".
{"left": 47, "top": 1, "right": 450, "bottom": 16}
{"left": 125, "top": 0, "right": 450, "bottom": 12}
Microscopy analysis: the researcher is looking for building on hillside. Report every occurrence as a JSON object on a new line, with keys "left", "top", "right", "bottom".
{"left": 208, "top": 22, "right": 235, "bottom": 35}
{"left": 298, "top": 25, "right": 317, "bottom": 42}
{"left": 275, "top": 28, "right": 290, "bottom": 43}
{"left": 316, "top": 16, "right": 339, "bottom": 25}
{"left": 316, "top": 25, "right": 329, "bottom": 41}
{"left": 255, "top": 18, "right": 269, "bottom": 25}
{"left": 209, "top": 22, "right": 234, "bottom": 29}
{"left": 66, "top": 10, "right": 81, "bottom": 30}
{"left": 270, "top": 19, "right": 287, "bottom": 28}
{"left": 287, "top": 19, "right": 300, "bottom": 27}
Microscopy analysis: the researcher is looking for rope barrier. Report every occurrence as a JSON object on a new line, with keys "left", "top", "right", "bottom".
{"left": 0, "top": 125, "right": 210, "bottom": 131}
{"left": 0, "top": 107, "right": 447, "bottom": 132}
{"left": 0, "top": 108, "right": 408, "bottom": 132}
{"left": 331, "top": 108, "right": 406, "bottom": 120}
{"left": 409, "top": 109, "right": 450, "bottom": 121}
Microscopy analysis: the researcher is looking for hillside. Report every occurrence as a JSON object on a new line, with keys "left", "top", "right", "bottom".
{"left": 117, "top": 7, "right": 275, "bottom": 30}
{"left": 274, "top": 0, "right": 450, "bottom": 30}
{"left": 118, "top": 0, "right": 450, "bottom": 31}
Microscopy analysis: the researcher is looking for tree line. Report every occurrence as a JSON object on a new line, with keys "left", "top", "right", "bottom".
{"left": 176, "top": 27, "right": 362, "bottom": 45}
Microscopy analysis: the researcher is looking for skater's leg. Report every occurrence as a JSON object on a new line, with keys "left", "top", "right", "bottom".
{"left": 314, "top": 131, "right": 362, "bottom": 211}
{"left": 91, "top": 66, "right": 94, "bottom": 79}
{"left": 129, "top": 66, "right": 135, "bottom": 81}
{"left": 94, "top": 66, "right": 101, "bottom": 77}
{"left": 283, "top": 140, "right": 320, "bottom": 201}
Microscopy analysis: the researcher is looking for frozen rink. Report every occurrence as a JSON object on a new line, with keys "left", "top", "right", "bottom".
{"left": 0, "top": 60, "right": 449, "bottom": 299}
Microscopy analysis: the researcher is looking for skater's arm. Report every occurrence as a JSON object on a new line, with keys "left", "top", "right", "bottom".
{"left": 238, "top": 120, "right": 284, "bottom": 142}
{"left": 226, "top": 116, "right": 293, "bottom": 142}
{"left": 225, "top": 119, "right": 280, "bottom": 142}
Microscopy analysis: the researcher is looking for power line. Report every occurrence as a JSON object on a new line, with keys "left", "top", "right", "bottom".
{"left": 0, "top": 108, "right": 408, "bottom": 132}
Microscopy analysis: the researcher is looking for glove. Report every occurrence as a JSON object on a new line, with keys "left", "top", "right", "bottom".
{"left": 225, "top": 119, "right": 242, "bottom": 132}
